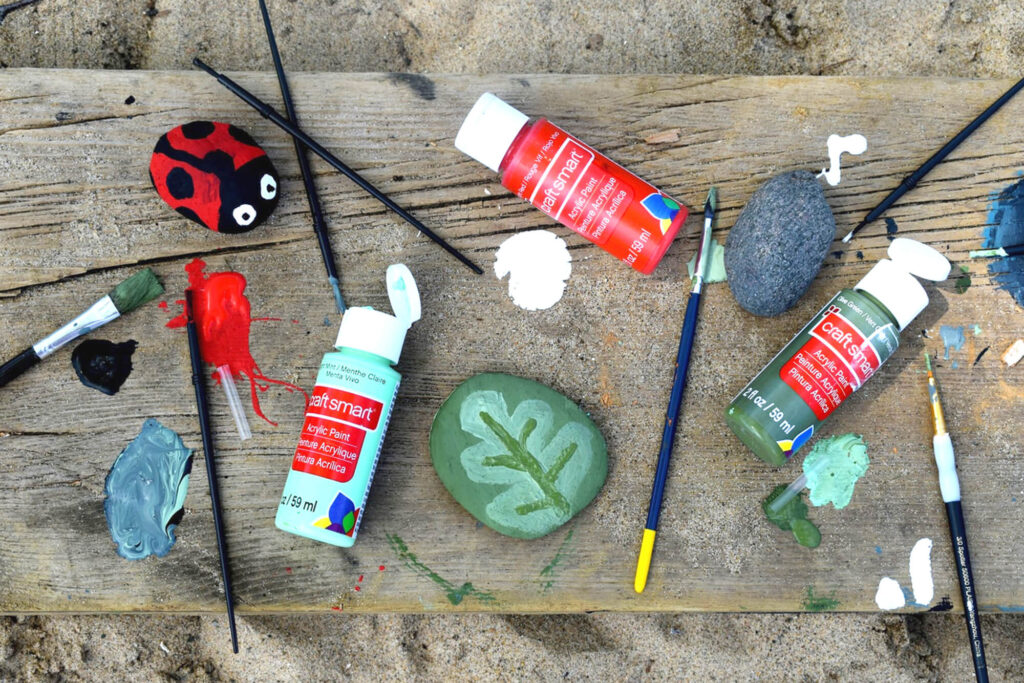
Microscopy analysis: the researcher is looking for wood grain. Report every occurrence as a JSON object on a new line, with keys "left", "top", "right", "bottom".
{"left": 0, "top": 70, "right": 1022, "bottom": 614}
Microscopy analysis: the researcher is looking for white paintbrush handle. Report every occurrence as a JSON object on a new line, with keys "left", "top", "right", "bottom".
{"left": 933, "top": 432, "right": 961, "bottom": 503}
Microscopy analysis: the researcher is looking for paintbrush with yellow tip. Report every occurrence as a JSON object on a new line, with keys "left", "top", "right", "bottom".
{"left": 925, "top": 352, "right": 988, "bottom": 682}
{"left": 634, "top": 187, "right": 716, "bottom": 594}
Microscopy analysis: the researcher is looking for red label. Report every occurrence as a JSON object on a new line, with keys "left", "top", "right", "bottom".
{"left": 500, "top": 119, "right": 687, "bottom": 273}
{"left": 307, "top": 385, "right": 383, "bottom": 430}
{"left": 780, "top": 307, "right": 882, "bottom": 420}
{"left": 291, "top": 414, "right": 367, "bottom": 483}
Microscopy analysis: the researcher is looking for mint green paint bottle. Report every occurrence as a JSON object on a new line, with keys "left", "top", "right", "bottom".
{"left": 275, "top": 264, "right": 421, "bottom": 547}
{"left": 725, "top": 239, "right": 950, "bottom": 466}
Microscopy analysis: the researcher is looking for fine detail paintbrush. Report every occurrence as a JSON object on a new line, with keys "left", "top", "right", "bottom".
{"left": 257, "top": 0, "right": 346, "bottom": 313}
{"left": 0, "top": 268, "right": 163, "bottom": 387}
{"left": 185, "top": 290, "right": 239, "bottom": 654}
{"left": 842, "top": 74, "right": 1024, "bottom": 243}
{"left": 924, "top": 352, "right": 988, "bottom": 682}
{"left": 191, "top": 58, "right": 483, "bottom": 276}
{"left": 969, "top": 243, "right": 1024, "bottom": 259}
{"left": 635, "top": 187, "right": 716, "bottom": 594}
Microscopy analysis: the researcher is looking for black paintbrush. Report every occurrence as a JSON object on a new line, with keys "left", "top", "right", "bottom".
{"left": 0, "top": 268, "right": 163, "bottom": 387}
{"left": 969, "top": 243, "right": 1024, "bottom": 259}
{"left": 185, "top": 290, "right": 239, "bottom": 654}
{"left": 842, "top": 75, "right": 1024, "bottom": 243}
{"left": 256, "top": 0, "right": 346, "bottom": 313}
{"left": 192, "top": 58, "right": 483, "bottom": 275}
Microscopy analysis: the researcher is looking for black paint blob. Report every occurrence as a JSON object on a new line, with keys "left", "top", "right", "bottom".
{"left": 884, "top": 217, "right": 899, "bottom": 240}
{"left": 71, "top": 339, "right": 138, "bottom": 395}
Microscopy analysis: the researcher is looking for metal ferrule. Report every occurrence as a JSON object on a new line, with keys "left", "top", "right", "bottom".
{"left": 32, "top": 295, "right": 120, "bottom": 358}
{"left": 691, "top": 215, "right": 715, "bottom": 295}
{"left": 927, "top": 375, "right": 947, "bottom": 436}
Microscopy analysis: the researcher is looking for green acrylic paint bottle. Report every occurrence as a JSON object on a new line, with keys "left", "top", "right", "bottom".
{"left": 276, "top": 264, "right": 421, "bottom": 547}
{"left": 725, "top": 239, "right": 950, "bottom": 465}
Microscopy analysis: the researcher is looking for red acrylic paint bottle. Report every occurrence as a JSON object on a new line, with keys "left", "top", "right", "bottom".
{"left": 456, "top": 93, "right": 688, "bottom": 274}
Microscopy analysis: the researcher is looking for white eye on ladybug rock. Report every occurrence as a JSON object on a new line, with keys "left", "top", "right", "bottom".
{"left": 260, "top": 174, "right": 277, "bottom": 200}
{"left": 233, "top": 204, "right": 256, "bottom": 226}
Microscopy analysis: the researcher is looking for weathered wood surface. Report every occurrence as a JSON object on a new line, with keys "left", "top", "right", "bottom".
{"left": 0, "top": 70, "right": 1022, "bottom": 615}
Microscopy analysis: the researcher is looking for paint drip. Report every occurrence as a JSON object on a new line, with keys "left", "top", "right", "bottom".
{"left": 940, "top": 325, "right": 965, "bottom": 360}
{"left": 71, "top": 339, "right": 137, "bottom": 395}
{"left": 166, "top": 259, "right": 308, "bottom": 425}
{"left": 875, "top": 576, "right": 906, "bottom": 610}
{"left": 493, "top": 230, "right": 571, "bottom": 311}
{"left": 802, "top": 433, "right": 869, "bottom": 509}
{"left": 686, "top": 238, "right": 728, "bottom": 283}
{"left": 818, "top": 133, "right": 867, "bottom": 186}
{"left": 983, "top": 176, "right": 1024, "bottom": 306}
{"left": 909, "top": 538, "right": 934, "bottom": 606}
{"left": 104, "top": 419, "right": 193, "bottom": 560}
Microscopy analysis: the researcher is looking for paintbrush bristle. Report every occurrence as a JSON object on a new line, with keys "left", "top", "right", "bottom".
{"left": 109, "top": 268, "right": 164, "bottom": 314}
{"left": 705, "top": 187, "right": 717, "bottom": 215}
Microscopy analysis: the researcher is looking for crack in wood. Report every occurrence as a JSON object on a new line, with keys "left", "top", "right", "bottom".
{"left": 0, "top": 108, "right": 187, "bottom": 138}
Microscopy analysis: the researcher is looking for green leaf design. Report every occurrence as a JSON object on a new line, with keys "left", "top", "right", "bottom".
{"left": 459, "top": 390, "right": 596, "bottom": 532}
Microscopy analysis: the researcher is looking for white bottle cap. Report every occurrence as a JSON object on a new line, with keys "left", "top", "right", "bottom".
{"left": 335, "top": 264, "right": 421, "bottom": 364}
{"left": 455, "top": 93, "right": 530, "bottom": 173}
{"left": 854, "top": 238, "right": 951, "bottom": 330}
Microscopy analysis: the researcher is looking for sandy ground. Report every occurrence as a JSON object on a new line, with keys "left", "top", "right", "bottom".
{"left": 2, "top": 0, "right": 1024, "bottom": 680}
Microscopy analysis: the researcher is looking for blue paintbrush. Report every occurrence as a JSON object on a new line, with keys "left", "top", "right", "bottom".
{"left": 635, "top": 187, "right": 716, "bottom": 593}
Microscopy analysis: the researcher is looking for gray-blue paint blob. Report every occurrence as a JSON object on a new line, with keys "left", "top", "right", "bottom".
{"left": 983, "top": 176, "right": 1024, "bottom": 306}
{"left": 104, "top": 419, "right": 194, "bottom": 560}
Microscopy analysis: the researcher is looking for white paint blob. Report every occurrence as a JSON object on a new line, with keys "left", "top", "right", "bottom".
{"left": 875, "top": 577, "right": 906, "bottom": 610}
{"left": 494, "top": 230, "right": 572, "bottom": 311}
{"left": 818, "top": 133, "right": 868, "bottom": 186}
{"left": 909, "top": 538, "right": 934, "bottom": 606}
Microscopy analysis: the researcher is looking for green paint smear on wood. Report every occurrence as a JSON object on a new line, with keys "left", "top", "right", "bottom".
{"left": 686, "top": 238, "right": 727, "bottom": 283}
{"left": 955, "top": 264, "right": 971, "bottom": 294}
{"left": 803, "top": 433, "right": 869, "bottom": 509}
{"left": 386, "top": 533, "right": 496, "bottom": 606}
{"left": 539, "top": 528, "right": 575, "bottom": 592}
{"left": 762, "top": 485, "right": 820, "bottom": 548}
{"left": 803, "top": 586, "right": 840, "bottom": 612}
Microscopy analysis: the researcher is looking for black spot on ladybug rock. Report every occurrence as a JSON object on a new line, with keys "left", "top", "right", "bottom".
{"left": 149, "top": 121, "right": 279, "bottom": 233}
{"left": 71, "top": 339, "right": 137, "bottom": 395}
{"left": 181, "top": 120, "right": 215, "bottom": 139}
{"left": 166, "top": 167, "right": 194, "bottom": 199}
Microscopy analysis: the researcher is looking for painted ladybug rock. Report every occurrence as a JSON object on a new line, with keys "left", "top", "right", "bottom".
{"left": 150, "top": 121, "right": 279, "bottom": 233}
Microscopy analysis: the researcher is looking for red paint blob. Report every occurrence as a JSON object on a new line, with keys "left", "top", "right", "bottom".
{"left": 285, "top": 567, "right": 292, "bottom": 574}
{"left": 158, "top": 301, "right": 169, "bottom": 310}
{"left": 379, "top": 565, "right": 385, "bottom": 571}
{"left": 331, "top": 605, "right": 341, "bottom": 611}
{"left": 358, "top": 575, "right": 364, "bottom": 582}
{"left": 167, "top": 258, "right": 309, "bottom": 425}
{"left": 353, "top": 586, "right": 361, "bottom": 592}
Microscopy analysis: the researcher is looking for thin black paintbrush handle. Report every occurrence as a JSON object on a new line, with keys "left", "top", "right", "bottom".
{"left": 946, "top": 500, "right": 988, "bottom": 683}
{"left": 185, "top": 291, "right": 239, "bottom": 654}
{"left": 852, "top": 74, "right": 1024, "bottom": 237}
{"left": 192, "top": 58, "right": 483, "bottom": 275}
{"left": 257, "top": 0, "right": 343, "bottom": 307}
{"left": 644, "top": 290, "right": 700, "bottom": 531}
{"left": 0, "top": 347, "right": 40, "bottom": 387}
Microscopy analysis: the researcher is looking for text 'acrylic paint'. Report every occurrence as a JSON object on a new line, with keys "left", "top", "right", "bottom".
{"left": 456, "top": 93, "right": 688, "bottom": 274}
{"left": 275, "top": 264, "right": 421, "bottom": 548}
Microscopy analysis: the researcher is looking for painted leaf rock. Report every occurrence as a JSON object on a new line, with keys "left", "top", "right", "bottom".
{"left": 725, "top": 170, "right": 835, "bottom": 317}
{"left": 149, "top": 121, "right": 280, "bottom": 233}
{"left": 430, "top": 373, "right": 608, "bottom": 539}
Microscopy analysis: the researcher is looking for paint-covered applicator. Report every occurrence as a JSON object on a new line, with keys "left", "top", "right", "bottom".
{"left": 257, "top": 0, "right": 346, "bottom": 313}
{"left": 0, "top": 268, "right": 163, "bottom": 388}
{"left": 925, "top": 352, "right": 988, "bottom": 682}
{"left": 969, "top": 243, "right": 1024, "bottom": 259}
{"left": 635, "top": 187, "right": 716, "bottom": 594}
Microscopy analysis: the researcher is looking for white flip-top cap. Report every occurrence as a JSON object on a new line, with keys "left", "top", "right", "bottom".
{"left": 455, "top": 93, "right": 529, "bottom": 173}
{"left": 335, "top": 264, "right": 421, "bottom": 364}
{"left": 855, "top": 238, "right": 950, "bottom": 330}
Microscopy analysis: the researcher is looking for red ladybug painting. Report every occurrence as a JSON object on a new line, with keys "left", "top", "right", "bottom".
{"left": 149, "top": 121, "right": 280, "bottom": 233}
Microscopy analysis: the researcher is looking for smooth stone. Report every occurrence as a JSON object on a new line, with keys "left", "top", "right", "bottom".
{"left": 725, "top": 170, "right": 835, "bottom": 317}
{"left": 429, "top": 373, "right": 607, "bottom": 540}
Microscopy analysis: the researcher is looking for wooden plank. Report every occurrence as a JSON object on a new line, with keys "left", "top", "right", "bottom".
{"left": 0, "top": 69, "right": 1022, "bottom": 614}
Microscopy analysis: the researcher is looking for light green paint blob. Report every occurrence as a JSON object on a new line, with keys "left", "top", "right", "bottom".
{"left": 803, "top": 586, "right": 840, "bottom": 612}
{"left": 686, "top": 238, "right": 727, "bottom": 283}
{"left": 386, "top": 534, "right": 495, "bottom": 606}
{"left": 803, "top": 433, "right": 869, "bottom": 509}
{"left": 539, "top": 528, "right": 575, "bottom": 592}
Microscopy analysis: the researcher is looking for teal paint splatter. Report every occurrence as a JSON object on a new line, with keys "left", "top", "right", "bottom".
{"left": 803, "top": 586, "right": 839, "bottom": 611}
{"left": 104, "top": 419, "right": 193, "bottom": 560}
{"left": 539, "top": 528, "right": 574, "bottom": 592}
{"left": 983, "top": 176, "right": 1024, "bottom": 307}
{"left": 686, "top": 238, "right": 728, "bottom": 283}
{"left": 803, "top": 433, "right": 869, "bottom": 509}
{"left": 386, "top": 533, "right": 496, "bottom": 606}
{"left": 940, "top": 325, "right": 965, "bottom": 360}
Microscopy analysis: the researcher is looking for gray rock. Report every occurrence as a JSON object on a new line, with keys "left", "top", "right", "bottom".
{"left": 725, "top": 171, "right": 835, "bottom": 317}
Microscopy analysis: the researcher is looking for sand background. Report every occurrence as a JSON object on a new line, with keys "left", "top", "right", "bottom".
{"left": 2, "top": 0, "right": 1024, "bottom": 680}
